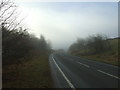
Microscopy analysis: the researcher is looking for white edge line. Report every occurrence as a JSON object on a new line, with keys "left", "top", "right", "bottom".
{"left": 52, "top": 56, "right": 75, "bottom": 89}
{"left": 77, "top": 62, "right": 90, "bottom": 68}
{"left": 97, "top": 69, "right": 120, "bottom": 80}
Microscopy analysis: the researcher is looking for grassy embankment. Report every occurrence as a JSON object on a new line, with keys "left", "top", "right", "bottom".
{"left": 72, "top": 38, "right": 119, "bottom": 66}
{"left": 3, "top": 53, "right": 53, "bottom": 88}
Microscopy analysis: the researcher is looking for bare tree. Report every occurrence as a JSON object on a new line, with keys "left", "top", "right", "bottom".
{"left": 0, "top": 0, "right": 25, "bottom": 30}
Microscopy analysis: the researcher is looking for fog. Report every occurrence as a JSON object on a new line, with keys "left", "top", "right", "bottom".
{"left": 15, "top": 1, "right": 118, "bottom": 50}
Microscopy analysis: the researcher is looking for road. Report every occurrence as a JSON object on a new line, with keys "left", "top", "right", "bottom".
{"left": 49, "top": 51, "right": 120, "bottom": 88}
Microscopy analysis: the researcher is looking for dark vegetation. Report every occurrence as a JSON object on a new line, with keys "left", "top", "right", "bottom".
{"left": 3, "top": 54, "right": 53, "bottom": 88}
{"left": 1, "top": 0, "right": 53, "bottom": 88}
{"left": 69, "top": 34, "right": 119, "bottom": 66}
{"left": 2, "top": 26, "right": 51, "bottom": 66}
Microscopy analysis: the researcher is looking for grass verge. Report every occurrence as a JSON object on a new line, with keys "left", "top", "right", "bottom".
{"left": 71, "top": 38, "right": 119, "bottom": 66}
{"left": 74, "top": 52, "right": 119, "bottom": 66}
{"left": 3, "top": 54, "right": 53, "bottom": 88}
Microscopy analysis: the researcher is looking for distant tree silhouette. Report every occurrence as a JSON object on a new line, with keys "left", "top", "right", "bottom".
{"left": 69, "top": 34, "right": 110, "bottom": 55}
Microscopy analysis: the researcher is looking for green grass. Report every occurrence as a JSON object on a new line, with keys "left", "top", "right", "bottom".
{"left": 3, "top": 54, "right": 53, "bottom": 88}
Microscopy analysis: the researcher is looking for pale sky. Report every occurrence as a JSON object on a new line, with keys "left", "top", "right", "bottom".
{"left": 14, "top": 0, "right": 118, "bottom": 50}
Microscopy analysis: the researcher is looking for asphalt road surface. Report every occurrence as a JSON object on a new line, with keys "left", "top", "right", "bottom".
{"left": 49, "top": 51, "right": 120, "bottom": 88}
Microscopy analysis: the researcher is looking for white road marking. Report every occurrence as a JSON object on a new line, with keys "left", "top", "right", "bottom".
{"left": 97, "top": 69, "right": 120, "bottom": 80}
{"left": 77, "top": 62, "right": 90, "bottom": 68}
{"left": 52, "top": 57, "right": 75, "bottom": 89}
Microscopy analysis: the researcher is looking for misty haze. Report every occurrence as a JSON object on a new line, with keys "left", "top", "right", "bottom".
{"left": 1, "top": 0, "right": 119, "bottom": 88}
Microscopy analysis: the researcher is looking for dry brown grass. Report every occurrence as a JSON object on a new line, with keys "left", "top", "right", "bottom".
{"left": 79, "top": 52, "right": 119, "bottom": 66}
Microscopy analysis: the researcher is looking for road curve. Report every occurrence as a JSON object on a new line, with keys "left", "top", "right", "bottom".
{"left": 49, "top": 51, "right": 119, "bottom": 88}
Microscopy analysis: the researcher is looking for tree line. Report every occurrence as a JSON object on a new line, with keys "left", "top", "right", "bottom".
{"left": 2, "top": 24, "right": 52, "bottom": 66}
{"left": 69, "top": 34, "right": 111, "bottom": 55}
{"left": 1, "top": 0, "right": 52, "bottom": 66}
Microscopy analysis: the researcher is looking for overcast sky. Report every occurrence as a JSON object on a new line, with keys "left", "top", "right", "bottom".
{"left": 14, "top": 0, "right": 118, "bottom": 50}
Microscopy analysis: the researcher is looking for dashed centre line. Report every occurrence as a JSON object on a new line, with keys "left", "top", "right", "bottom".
{"left": 77, "top": 62, "right": 90, "bottom": 68}
{"left": 97, "top": 69, "right": 120, "bottom": 80}
{"left": 51, "top": 54, "right": 119, "bottom": 88}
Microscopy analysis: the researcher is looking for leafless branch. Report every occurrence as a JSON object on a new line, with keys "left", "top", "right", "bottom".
{"left": 0, "top": 3, "right": 14, "bottom": 18}
{"left": 1, "top": 0, "right": 27, "bottom": 31}
{"left": 3, "top": 7, "right": 16, "bottom": 23}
